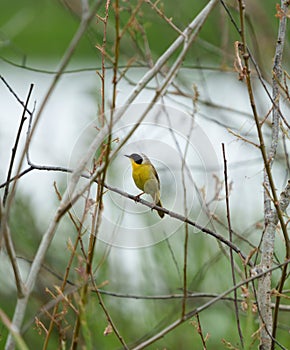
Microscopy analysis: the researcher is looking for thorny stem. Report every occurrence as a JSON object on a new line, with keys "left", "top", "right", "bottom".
{"left": 91, "top": 275, "right": 129, "bottom": 349}
{"left": 43, "top": 188, "right": 88, "bottom": 350}
{"left": 89, "top": 6, "right": 127, "bottom": 348}
{"left": 72, "top": 1, "right": 127, "bottom": 348}
{"left": 92, "top": 2, "right": 127, "bottom": 348}
{"left": 71, "top": 1, "right": 115, "bottom": 348}
{"left": 144, "top": 0, "right": 184, "bottom": 36}
{"left": 219, "top": 0, "right": 290, "bottom": 131}
{"left": 237, "top": 1, "right": 289, "bottom": 349}
{"left": 195, "top": 313, "right": 207, "bottom": 349}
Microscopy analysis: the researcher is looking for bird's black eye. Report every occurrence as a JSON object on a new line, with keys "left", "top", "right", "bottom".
{"left": 130, "top": 153, "right": 143, "bottom": 164}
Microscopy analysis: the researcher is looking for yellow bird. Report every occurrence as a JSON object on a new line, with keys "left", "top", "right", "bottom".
{"left": 125, "top": 153, "right": 164, "bottom": 218}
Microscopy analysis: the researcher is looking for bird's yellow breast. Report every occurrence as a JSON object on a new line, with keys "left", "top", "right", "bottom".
{"left": 131, "top": 162, "right": 153, "bottom": 191}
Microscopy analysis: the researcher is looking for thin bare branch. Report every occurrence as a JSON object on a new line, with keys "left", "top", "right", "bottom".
{"left": 5, "top": 2, "right": 104, "bottom": 349}
{"left": 0, "top": 84, "right": 34, "bottom": 298}
{"left": 91, "top": 275, "right": 129, "bottom": 349}
{"left": 194, "top": 313, "right": 208, "bottom": 349}
{"left": 132, "top": 259, "right": 290, "bottom": 350}
{"left": 0, "top": 309, "right": 29, "bottom": 350}
{"left": 2, "top": 156, "right": 253, "bottom": 268}
{"left": 144, "top": 0, "right": 185, "bottom": 36}
{"left": 222, "top": 144, "right": 244, "bottom": 348}
{"left": 1, "top": 219, "right": 25, "bottom": 298}
{"left": 0, "top": 75, "right": 32, "bottom": 115}
{"left": 270, "top": 2, "right": 290, "bottom": 346}
{"left": 2, "top": 84, "right": 34, "bottom": 206}
{"left": 231, "top": 2, "right": 290, "bottom": 349}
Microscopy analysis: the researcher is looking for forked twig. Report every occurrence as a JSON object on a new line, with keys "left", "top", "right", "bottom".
{"left": 1, "top": 83, "right": 34, "bottom": 299}
{"left": 3, "top": 84, "right": 34, "bottom": 205}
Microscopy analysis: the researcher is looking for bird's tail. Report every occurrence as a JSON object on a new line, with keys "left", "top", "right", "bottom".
{"left": 156, "top": 200, "right": 164, "bottom": 218}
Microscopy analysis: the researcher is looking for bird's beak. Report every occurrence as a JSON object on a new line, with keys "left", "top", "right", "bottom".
{"left": 124, "top": 155, "right": 130, "bottom": 158}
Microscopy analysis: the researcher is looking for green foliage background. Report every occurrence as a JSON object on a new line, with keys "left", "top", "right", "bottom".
{"left": 1, "top": 1, "right": 289, "bottom": 349}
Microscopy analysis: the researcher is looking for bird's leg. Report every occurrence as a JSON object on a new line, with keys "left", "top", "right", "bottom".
{"left": 151, "top": 195, "right": 158, "bottom": 211}
{"left": 134, "top": 192, "right": 145, "bottom": 202}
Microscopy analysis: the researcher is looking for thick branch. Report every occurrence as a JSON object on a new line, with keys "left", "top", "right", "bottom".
{"left": 260, "top": 1, "right": 289, "bottom": 348}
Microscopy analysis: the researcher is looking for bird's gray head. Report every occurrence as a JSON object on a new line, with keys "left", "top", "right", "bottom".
{"left": 125, "top": 153, "right": 143, "bottom": 164}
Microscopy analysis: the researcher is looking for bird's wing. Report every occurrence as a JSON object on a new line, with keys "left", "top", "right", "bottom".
{"left": 151, "top": 163, "right": 160, "bottom": 189}
{"left": 141, "top": 153, "right": 160, "bottom": 188}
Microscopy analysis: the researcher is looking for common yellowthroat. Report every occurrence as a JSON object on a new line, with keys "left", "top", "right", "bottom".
{"left": 125, "top": 153, "right": 164, "bottom": 218}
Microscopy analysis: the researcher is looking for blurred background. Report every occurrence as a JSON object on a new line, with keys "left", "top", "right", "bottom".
{"left": 1, "top": 0, "right": 290, "bottom": 349}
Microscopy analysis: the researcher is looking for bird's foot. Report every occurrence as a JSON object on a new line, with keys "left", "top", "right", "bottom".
{"left": 134, "top": 192, "right": 145, "bottom": 202}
